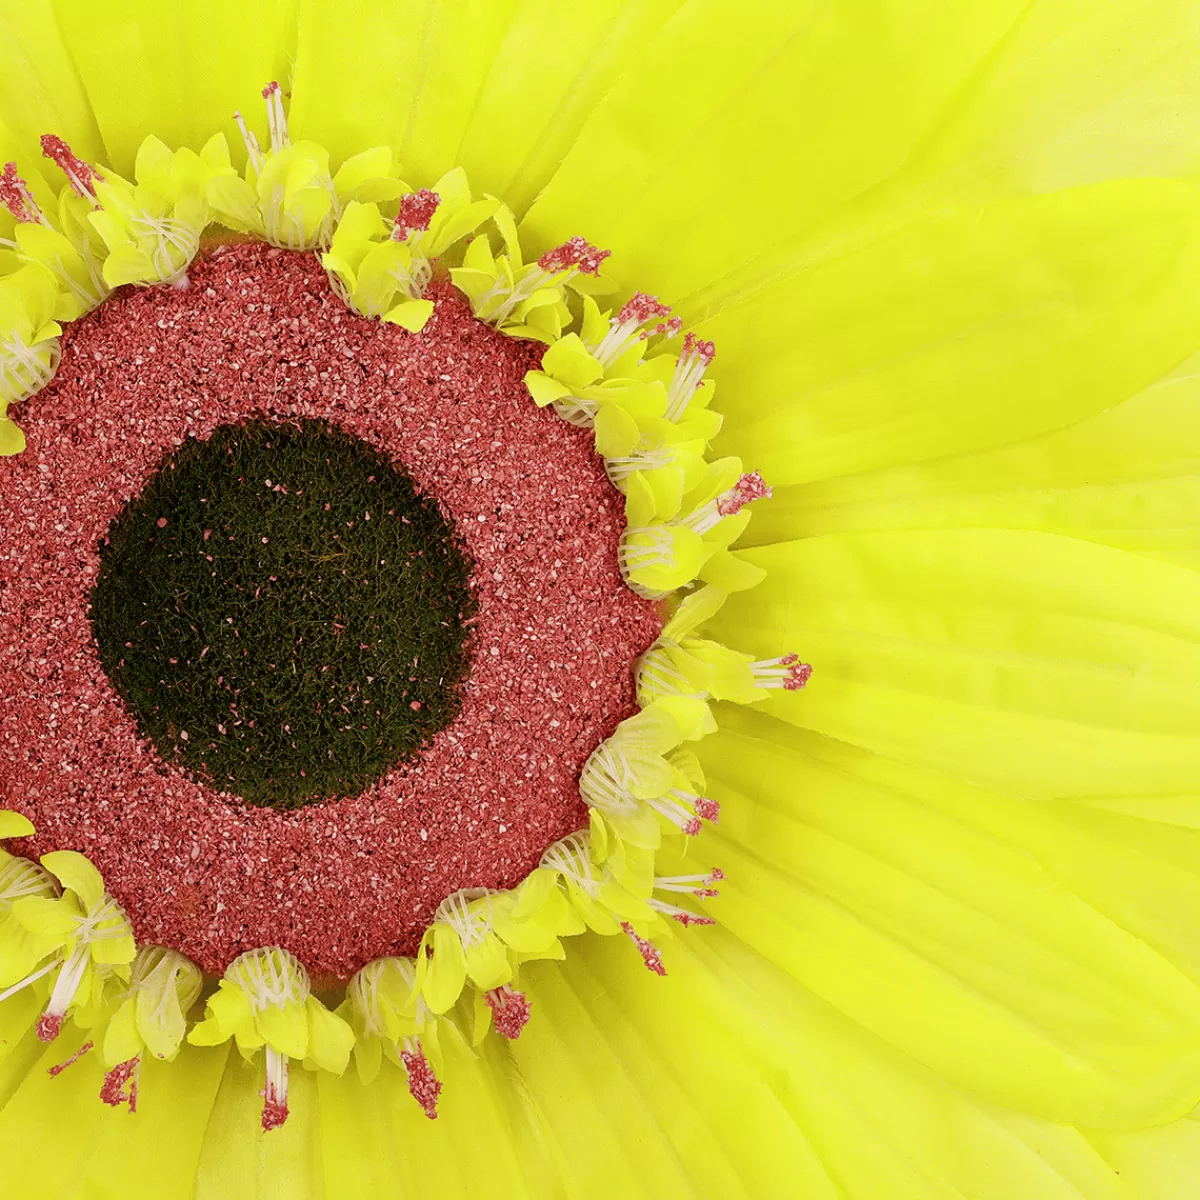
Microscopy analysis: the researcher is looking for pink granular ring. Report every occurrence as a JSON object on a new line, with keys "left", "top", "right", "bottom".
{"left": 0, "top": 242, "right": 660, "bottom": 980}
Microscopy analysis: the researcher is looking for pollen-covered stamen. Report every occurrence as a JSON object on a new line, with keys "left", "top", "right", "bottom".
{"left": 592, "top": 292, "right": 674, "bottom": 368}
{"left": 665, "top": 332, "right": 716, "bottom": 421}
{"left": 680, "top": 471, "right": 774, "bottom": 536}
{"left": 100, "top": 1056, "right": 140, "bottom": 1112}
{"left": 750, "top": 654, "right": 813, "bottom": 691}
{"left": 391, "top": 189, "right": 441, "bottom": 241}
{"left": 224, "top": 948, "right": 311, "bottom": 1131}
{"left": 537, "top": 236, "right": 610, "bottom": 278}
{"left": 261, "top": 1046, "right": 288, "bottom": 1130}
{"left": 621, "top": 923, "right": 667, "bottom": 976}
{"left": 484, "top": 984, "right": 531, "bottom": 1040}
{"left": 233, "top": 110, "right": 264, "bottom": 174}
{"left": 35, "top": 893, "right": 130, "bottom": 1043}
{"left": 483, "top": 236, "right": 612, "bottom": 327}
{"left": 400, "top": 1039, "right": 441, "bottom": 1119}
{"left": 653, "top": 868, "right": 724, "bottom": 899}
{"left": 261, "top": 81, "right": 290, "bottom": 154}
{"left": 0, "top": 163, "right": 45, "bottom": 224}
{"left": 646, "top": 788, "right": 719, "bottom": 837}
{"left": 46, "top": 1040, "right": 94, "bottom": 1077}
{"left": 40, "top": 135, "right": 98, "bottom": 200}
{"left": 716, "top": 470, "right": 772, "bottom": 516}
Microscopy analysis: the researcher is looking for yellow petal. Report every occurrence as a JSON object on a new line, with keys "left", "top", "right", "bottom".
{"left": 711, "top": 530, "right": 1200, "bottom": 801}
{"left": 712, "top": 180, "right": 1200, "bottom": 475}
{"left": 53, "top": 0, "right": 297, "bottom": 173}
{"left": 702, "top": 712, "right": 1200, "bottom": 1127}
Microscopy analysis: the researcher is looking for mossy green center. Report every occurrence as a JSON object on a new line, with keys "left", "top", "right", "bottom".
{"left": 90, "top": 419, "right": 475, "bottom": 809}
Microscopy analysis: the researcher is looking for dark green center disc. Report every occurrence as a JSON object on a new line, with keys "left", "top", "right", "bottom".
{"left": 89, "top": 418, "right": 476, "bottom": 809}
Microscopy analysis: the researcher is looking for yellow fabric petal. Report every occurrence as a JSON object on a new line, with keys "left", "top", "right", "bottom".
{"left": 0, "top": 1028, "right": 227, "bottom": 1200}
{"left": 511, "top": 932, "right": 1130, "bottom": 1198}
{"left": 289, "top": 0, "right": 513, "bottom": 183}
{"left": 316, "top": 1036, "right": 543, "bottom": 1198}
{"left": 52, "top": 0, "right": 298, "bottom": 173}
{"left": 521, "top": 0, "right": 1028, "bottom": 295}
{"left": 743, "top": 346, "right": 1200, "bottom": 574}
{"left": 709, "top": 180, "right": 1200, "bottom": 475}
{"left": 710, "top": 530, "right": 1200, "bottom": 801}
{"left": 195, "top": 1050, "right": 321, "bottom": 1200}
{"left": 1087, "top": 1114, "right": 1200, "bottom": 1200}
{"left": 699, "top": 712, "right": 1200, "bottom": 1127}
{"left": 0, "top": 3, "right": 105, "bottom": 172}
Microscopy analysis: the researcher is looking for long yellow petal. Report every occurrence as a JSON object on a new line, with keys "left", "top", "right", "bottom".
{"left": 52, "top": 0, "right": 298, "bottom": 173}
{"left": 710, "top": 529, "right": 1200, "bottom": 800}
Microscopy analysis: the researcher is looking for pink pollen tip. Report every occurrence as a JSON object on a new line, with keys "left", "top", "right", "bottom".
{"left": 262, "top": 1097, "right": 289, "bottom": 1131}
{"left": 36, "top": 1013, "right": 64, "bottom": 1043}
{"left": 393, "top": 189, "right": 441, "bottom": 239}
{"left": 401, "top": 1048, "right": 442, "bottom": 1119}
{"left": 683, "top": 331, "right": 716, "bottom": 364}
{"left": 537, "top": 236, "right": 611, "bottom": 277}
{"left": 99, "top": 1057, "right": 139, "bottom": 1112}
{"left": 682, "top": 817, "right": 702, "bottom": 837}
{"left": 672, "top": 912, "right": 717, "bottom": 927}
{"left": 711, "top": 867, "right": 726, "bottom": 881}
{"left": 39, "top": 134, "right": 97, "bottom": 196}
{"left": 618, "top": 292, "right": 671, "bottom": 326}
{"left": 47, "top": 1040, "right": 94, "bottom": 1077}
{"left": 0, "top": 162, "right": 37, "bottom": 222}
{"left": 694, "top": 797, "right": 720, "bottom": 824}
{"left": 486, "top": 986, "right": 532, "bottom": 1040}
{"left": 261, "top": 81, "right": 281, "bottom": 98}
{"left": 622, "top": 922, "right": 667, "bottom": 976}
{"left": 716, "top": 471, "right": 772, "bottom": 517}
{"left": 784, "top": 661, "right": 813, "bottom": 691}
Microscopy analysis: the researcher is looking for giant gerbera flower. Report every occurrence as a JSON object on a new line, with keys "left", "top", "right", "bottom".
{"left": 2, "top": 2, "right": 1200, "bottom": 1196}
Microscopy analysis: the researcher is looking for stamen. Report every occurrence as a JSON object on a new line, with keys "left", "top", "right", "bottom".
{"left": 645, "top": 788, "right": 718, "bottom": 837}
{"left": 750, "top": 654, "right": 813, "bottom": 691}
{"left": 676, "top": 472, "right": 774, "bottom": 538}
{"left": 39, "top": 135, "right": 98, "bottom": 200}
{"left": 47, "top": 1040, "right": 93, "bottom": 1077}
{"left": 233, "top": 111, "right": 264, "bottom": 174}
{"left": 262, "top": 1045, "right": 289, "bottom": 1130}
{"left": 619, "top": 293, "right": 672, "bottom": 326}
{"left": 715, "top": 471, "right": 772, "bottom": 516}
{"left": 0, "top": 163, "right": 45, "bottom": 223}
{"left": 653, "top": 868, "right": 724, "bottom": 898}
{"left": 484, "top": 984, "right": 531, "bottom": 1039}
{"left": 400, "top": 1040, "right": 441, "bottom": 1118}
{"left": 261, "top": 81, "right": 289, "bottom": 154}
{"left": 537, "top": 236, "right": 611, "bottom": 277}
{"left": 592, "top": 292, "right": 674, "bottom": 368}
{"left": 621, "top": 923, "right": 667, "bottom": 975}
{"left": 100, "top": 1057, "right": 140, "bottom": 1112}
{"left": 665, "top": 332, "right": 716, "bottom": 421}
{"left": 36, "top": 1013, "right": 64, "bottom": 1043}
{"left": 392, "top": 189, "right": 441, "bottom": 240}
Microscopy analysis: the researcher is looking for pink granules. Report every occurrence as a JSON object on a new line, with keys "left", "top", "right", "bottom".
{"left": 0, "top": 242, "right": 661, "bottom": 979}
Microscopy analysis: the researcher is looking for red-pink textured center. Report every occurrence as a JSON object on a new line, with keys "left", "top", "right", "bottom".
{"left": 0, "top": 243, "right": 661, "bottom": 979}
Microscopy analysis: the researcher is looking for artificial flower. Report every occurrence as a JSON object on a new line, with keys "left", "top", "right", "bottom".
{"left": 0, "top": 3, "right": 1198, "bottom": 1199}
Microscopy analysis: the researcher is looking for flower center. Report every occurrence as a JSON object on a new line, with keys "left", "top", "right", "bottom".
{"left": 0, "top": 242, "right": 661, "bottom": 977}
{"left": 89, "top": 417, "right": 475, "bottom": 809}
